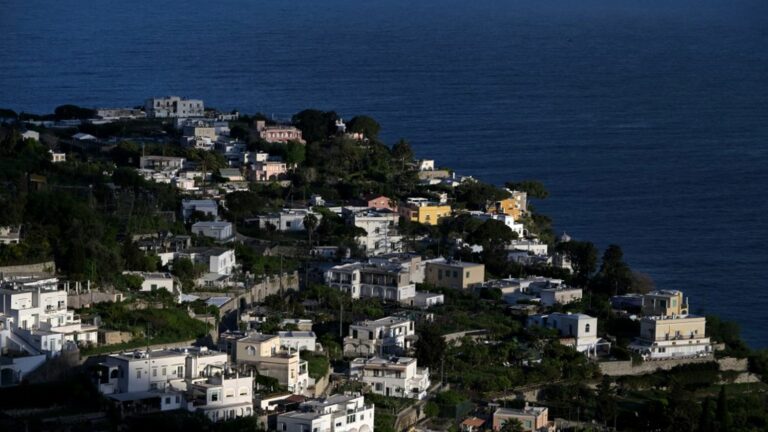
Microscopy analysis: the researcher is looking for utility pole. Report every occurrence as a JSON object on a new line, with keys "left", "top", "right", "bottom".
{"left": 339, "top": 301, "right": 343, "bottom": 338}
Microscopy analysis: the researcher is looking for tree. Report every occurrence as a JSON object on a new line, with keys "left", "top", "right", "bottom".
{"left": 347, "top": 115, "right": 381, "bottom": 139}
{"left": 716, "top": 386, "right": 732, "bottom": 432}
{"left": 303, "top": 213, "right": 319, "bottom": 246}
{"left": 54, "top": 104, "right": 96, "bottom": 120}
{"left": 285, "top": 141, "right": 306, "bottom": 165}
{"left": 593, "top": 244, "right": 633, "bottom": 296}
{"left": 556, "top": 240, "right": 598, "bottom": 285}
{"left": 505, "top": 180, "right": 549, "bottom": 199}
{"left": 292, "top": 109, "right": 338, "bottom": 143}
{"left": 500, "top": 418, "right": 524, "bottom": 432}
{"left": 391, "top": 139, "right": 414, "bottom": 166}
{"left": 415, "top": 325, "right": 446, "bottom": 370}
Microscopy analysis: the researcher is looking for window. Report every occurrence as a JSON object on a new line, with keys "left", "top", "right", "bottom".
{"left": 177, "top": 366, "right": 184, "bottom": 377}
{"left": 453, "top": 271, "right": 458, "bottom": 278}
{"left": 162, "top": 367, "right": 166, "bottom": 376}
{"left": 585, "top": 323, "right": 591, "bottom": 333}
{"left": 136, "top": 370, "right": 141, "bottom": 379}
{"left": 165, "top": 397, "right": 171, "bottom": 404}
{"left": 211, "top": 391, "right": 219, "bottom": 402}
{"left": 376, "top": 383, "right": 383, "bottom": 391}
{"left": 246, "top": 345, "right": 256, "bottom": 356}
{"left": 465, "top": 271, "right": 470, "bottom": 278}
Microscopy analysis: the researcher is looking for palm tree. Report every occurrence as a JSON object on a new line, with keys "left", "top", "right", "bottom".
{"left": 500, "top": 418, "right": 525, "bottom": 432}
{"left": 303, "top": 213, "right": 319, "bottom": 247}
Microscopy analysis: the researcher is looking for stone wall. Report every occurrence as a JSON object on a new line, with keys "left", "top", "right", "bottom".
{"left": 98, "top": 330, "right": 134, "bottom": 345}
{"left": 67, "top": 291, "right": 123, "bottom": 309}
{"left": 599, "top": 356, "right": 748, "bottom": 377}
{"left": 0, "top": 261, "right": 55, "bottom": 275}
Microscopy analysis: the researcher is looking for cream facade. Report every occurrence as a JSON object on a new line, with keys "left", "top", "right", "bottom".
{"left": 349, "top": 356, "right": 430, "bottom": 400}
{"left": 234, "top": 333, "right": 310, "bottom": 394}
{"left": 343, "top": 316, "right": 416, "bottom": 357}
{"left": 493, "top": 405, "right": 550, "bottom": 432}
{"left": 642, "top": 290, "right": 688, "bottom": 317}
{"left": 277, "top": 393, "right": 374, "bottom": 432}
{"left": 629, "top": 315, "right": 711, "bottom": 360}
{"left": 425, "top": 259, "right": 485, "bottom": 290}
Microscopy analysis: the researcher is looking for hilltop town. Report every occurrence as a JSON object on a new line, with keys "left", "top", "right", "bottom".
{"left": 0, "top": 97, "right": 766, "bottom": 431}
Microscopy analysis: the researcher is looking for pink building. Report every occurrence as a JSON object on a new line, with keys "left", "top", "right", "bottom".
{"left": 252, "top": 161, "right": 288, "bottom": 182}
{"left": 366, "top": 195, "right": 396, "bottom": 211}
{"left": 255, "top": 120, "right": 305, "bottom": 144}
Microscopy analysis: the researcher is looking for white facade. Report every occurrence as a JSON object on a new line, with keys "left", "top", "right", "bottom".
{"left": 278, "top": 331, "right": 317, "bottom": 352}
{"left": 527, "top": 312, "right": 600, "bottom": 356}
{"left": 403, "top": 291, "right": 445, "bottom": 309}
{"left": 629, "top": 315, "right": 712, "bottom": 360}
{"left": 182, "top": 199, "right": 219, "bottom": 222}
{"left": 254, "top": 209, "right": 321, "bottom": 232}
{"left": 350, "top": 209, "right": 402, "bottom": 256}
{"left": 0, "top": 283, "right": 98, "bottom": 356}
{"left": 343, "top": 316, "right": 415, "bottom": 357}
{"left": 145, "top": 96, "right": 204, "bottom": 118}
{"left": 539, "top": 287, "right": 583, "bottom": 307}
{"left": 178, "top": 248, "right": 237, "bottom": 275}
{"left": 470, "top": 212, "right": 525, "bottom": 237}
{"left": 0, "top": 225, "right": 21, "bottom": 245}
{"left": 192, "top": 221, "right": 234, "bottom": 242}
{"left": 350, "top": 356, "right": 430, "bottom": 400}
{"left": 277, "top": 393, "right": 374, "bottom": 432}
{"left": 417, "top": 159, "right": 435, "bottom": 171}
{"left": 325, "top": 262, "right": 416, "bottom": 302}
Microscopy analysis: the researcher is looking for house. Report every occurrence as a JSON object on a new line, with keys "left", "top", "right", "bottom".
{"left": 506, "top": 240, "right": 548, "bottom": 256}
{"left": 277, "top": 393, "right": 374, "bottom": 432}
{"left": 488, "top": 189, "right": 528, "bottom": 221}
{"left": 278, "top": 331, "right": 317, "bottom": 352}
{"left": 402, "top": 291, "right": 444, "bottom": 309}
{"left": 628, "top": 315, "right": 711, "bottom": 360}
{"left": 0, "top": 225, "right": 21, "bottom": 245}
{"left": 461, "top": 417, "right": 486, "bottom": 432}
{"left": 177, "top": 247, "right": 237, "bottom": 275}
{"left": 233, "top": 333, "right": 310, "bottom": 394}
{"left": 139, "top": 156, "right": 185, "bottom": 172}
{"left": 173, "top": 177, "right": 197, "bottom": 191}
{"left": 349, "top": 356, "right": 430, "bottom": 400}
{"left": 343, "top": 316, "right": 416, "bottom": 357}
{"left": 470, "top": 212, "right": 525, "bottom": 238}
{"left": 527, "top": 313, "right": 602, "bottom": 356}
{"left": 417, "top": 159, "right": 435, "bottom": 171}
{"left": 0, "top": 281, "right": 99, "bottom": 357}
{"left": 325, "top": 262, "right": 416, "bottom": 302}
{"left": 182, "top": 124, "right": 217, "bottom": 141}
{"left": 642, "top": 290, "right": 688, "bottom": 317}
{"left": 399, "top": 200, "right": 451, "bottom": 225}
{"left": 253, "top": 208, "right": 321, "bottom": 232}
{"left": 96, "top": 347, "right": 253, "bottom": 422}
{"left": 281, "top": 318, "right": 313, "bottom": 332}
{"left": 145, "top": 96, "right": 204, "bottom": 118}
{"left": 539, "top": 287, "right": 582, "bottom": 307}
{"left": 191, "top": 221, "right": 234, "bottom": 242}
{"left": 122, "top": 271, "right": 178, "bottom": 295}
{"left": 72, "top": 132, "right": 97, "bottom": 142}
{"left": 368, "top": 253, "right": 426, "bottom": 283}
{"left": 219, "top": 168, "right": 244, "bottom": 182}
{"left": 252, "top": 160, "right": 288, "bottom": 181}
{"left": 348, "top": 208, "right": 402, "bottom": 256}
{"left": 425, "top": 259, "right": 485, "bottom": 290}
{"left": 493, "top": 405, "right": 551, "bottom": 432}
{"left": 364, "top": 194, "right": 396, "bottom": 211}
{"left": 95, "top": 108, "right": 145, "bottom": 120}
{"left": 21, "top": 130, "right": 40, "bottom": 141}
{"left": 49, "top": 150, "right": 66, "bottom": 163}
{"left": 181, "top": 199, "right": 219, "bottom": 222}
{"left": 255, "top": 120, "right": 305, "bottom": 144}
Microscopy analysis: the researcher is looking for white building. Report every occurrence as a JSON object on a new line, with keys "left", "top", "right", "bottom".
{"left": 277, "top": 393, "right": 374, "bottom": 432}
{"left": 343, "top": 316, "right": 416, "bottom": 357}
{"left": 507, "top": 239, "right": 549, "bottom": 256}
{"left": 349, "top": 209, "right": 402, "bottom": 256}
{"left": 139, "top": 156, "right": 185, "bottom": 172}
{"left": 350, "top": 356, "right": 430, "bottom": 400}
{"left": 182, "top": 199, "right": 219, "bottom": 222}
{"left": 403, "top": 291, "right": 444, "bottom": 309}
{"left": 49, "top": 150, "right": 66, "bottom": 163}
{"left": 177, "top": 247, "right": 237, "bottom": 275}
{"left": 253, "top": 208, "right": 321, "bottom": 232}
{"left": 539, "top": 287, "right": 582, "bottom": 307}
{"left": 96, "top": 347, "right": 254, "bottom": 422}
{"left": 145, "top": 96, "right": 204, "bottom": 118}
{"left": 191, "top": 221, "right": 234, "bottom": 242}
{"left": 417, "top": 159, "right": 435, "bottom": 171}
{"left": 122, "top": 272, "right": 178, "bottom": 295}
{"left": 278, "top": 331, "right": 317, "bottom": 352}
{"left": 0, "top": 280, "right": 98, "bottom": 357}
{"left": 325, "top": 262, "right": 416, "bottom": 302}
{"left": 629, "top": 315, "right": 712, "bottom": 360}
{"left": 21, "top": 130, "right": 40, "bottom": 141}
{"left": 0, "top": 225, "right": 21, "bottom": 245}
{"left": 470, "top": 212, "right": 525, "bottom": 238}
{"left": 527, "top": 312, "right": 601, "bottom": 356}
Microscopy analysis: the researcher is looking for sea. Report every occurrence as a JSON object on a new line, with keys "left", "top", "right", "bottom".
{"left": 1, "top": 0, "right": 767, "bottom": 347}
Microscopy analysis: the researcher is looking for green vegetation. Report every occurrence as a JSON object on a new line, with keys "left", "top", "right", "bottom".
{"left": 301, "top": 351, "right": 330, "bottom": 380}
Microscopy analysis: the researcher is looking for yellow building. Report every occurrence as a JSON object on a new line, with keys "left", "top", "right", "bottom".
{"left": 629, "top": 315, "right": 711, "bottom": 360}
{"left": 400, "top": 204, "right": 452, "bottom": 225}
{"left": 642, "top": 290, "right": 688, "bottom": 316}
{"left": 488, "top": 190, "right": 527, "bottom": 220}
{"left": 425, "top": 260, "right": 485, "bottom": 290}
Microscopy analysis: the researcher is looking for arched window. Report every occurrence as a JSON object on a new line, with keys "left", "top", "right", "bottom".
{"left": 585, "top": 323, "right": 591, "bottom": 333}
{"left": 245, "top": 345, "right": 256, "bottom": 356}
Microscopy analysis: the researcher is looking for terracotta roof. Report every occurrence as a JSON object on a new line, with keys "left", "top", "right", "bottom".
{"left": 461, "top": 417, "right": 486, "bottom": 427}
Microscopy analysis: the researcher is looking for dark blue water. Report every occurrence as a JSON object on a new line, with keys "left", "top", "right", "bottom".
{"left": 2, "top": 0, "right": 767, "bottom": 346}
